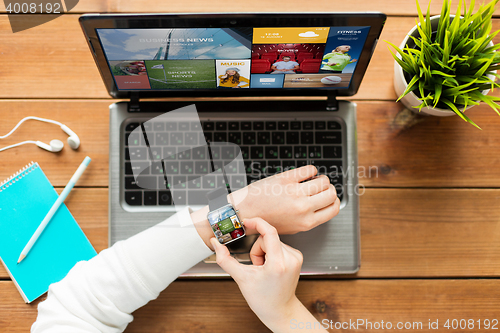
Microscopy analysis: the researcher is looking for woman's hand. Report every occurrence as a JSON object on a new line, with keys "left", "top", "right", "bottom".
{"left": 190, "top": 165, "right": 340, "bottom": 251}
{"left": 211, "top": 217, "right": 328, "bottom": 332}
{"left": 231, "top": 165, "right": 340, "bottom": 235}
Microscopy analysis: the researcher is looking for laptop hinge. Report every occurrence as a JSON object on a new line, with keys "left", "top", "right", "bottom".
{"left": 128, "top": 93, "right": 140, "bottom": 112}
{"left": 326, "top": 92, "right": 339, "bottom": 111}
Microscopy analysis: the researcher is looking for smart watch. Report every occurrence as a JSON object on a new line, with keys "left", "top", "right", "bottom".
{"left": 206, "top": 186, "right": 245, "bottom": 245}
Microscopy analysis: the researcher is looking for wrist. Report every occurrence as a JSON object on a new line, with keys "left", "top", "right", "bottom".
{"left": 262, "top": 297, "right": 327, "bottom": 333}
{"left": 190, "top": 205, "right": 214, "bottom": 251}
{"left": 228, "top": 187, "right": 258, "bottom": 236}
{"left": 258, "top": 297, "right": 302, "bottom": 332}
{"left": 192, "top": 186, "right": 259, "bottom": 250}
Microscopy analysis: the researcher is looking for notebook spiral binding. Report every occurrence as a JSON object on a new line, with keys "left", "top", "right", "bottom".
{"left": 0, "top": 162, "right": 38, "bottom": 192}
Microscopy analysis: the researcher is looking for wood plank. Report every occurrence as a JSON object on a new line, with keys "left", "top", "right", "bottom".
{"left": 1, "top": 0, "right": 499, "bottom": 16}
{"left": 358, "top": 189, "right": 500, "bottom": 277}
{"left": 0, "top": 0, "right": 109, "bottom": 13}
{"left": 107, "top": 0, "right": 500, "bottom": 16}
{"left": 1, "top": 188, "right": 499, "bottom": 279}
{"left": 356, "top": 101, "right": 500, "bottom": 187}
{"left": 1, "top": 15, "right": 499, "bottom": 100}
{"left": 0, "top": 188, "right": 108, "bottom": 278}
{"left": 2, "top": 100, "right": 500, "bottom": 188}
{"left": 1, "top": 279, "right": 499, "bottom": 332}
{"left": 0, "top": 100, "right": 109, "bottom": 187}
{"left": 0, "top": 15, "right": 109, "bottom": 99}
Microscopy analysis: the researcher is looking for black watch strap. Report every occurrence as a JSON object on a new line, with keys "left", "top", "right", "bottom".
{"left": 207, "top": 186, "right": 229, "bottom": 211}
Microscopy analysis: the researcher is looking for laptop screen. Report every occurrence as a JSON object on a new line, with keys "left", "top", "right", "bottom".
{"left": 80, "top": 13, "right": 386, "bottom": 98}
{"left": 95, "top": 27, "right": 370, "bottom": 91}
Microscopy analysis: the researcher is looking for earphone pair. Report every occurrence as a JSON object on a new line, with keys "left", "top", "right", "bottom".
{"left": 0, "top": 117, "right": 80, "bottom": 152}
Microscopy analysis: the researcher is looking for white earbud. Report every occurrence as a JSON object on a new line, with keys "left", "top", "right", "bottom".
{"left": 60, "top": 124, "right": 81, "bottom": 149}
{"left": 0, "top": 139, "right": 64, "bottom": 153}
{"left": 36, "top": 140, "right": 64, "bottom": 152}
{"left": 0, "top": 116, "right": 81, "bottom": 152}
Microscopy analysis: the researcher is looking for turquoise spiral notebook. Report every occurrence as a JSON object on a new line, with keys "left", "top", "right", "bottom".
{"left": 0, "top": 162, "right": 97, "bottom": 303}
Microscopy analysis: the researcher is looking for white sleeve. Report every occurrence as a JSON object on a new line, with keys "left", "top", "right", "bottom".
{"left": 31, "top": 207, "right": 213, "bottom": 333}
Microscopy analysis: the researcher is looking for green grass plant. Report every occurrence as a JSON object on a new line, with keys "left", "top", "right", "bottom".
{"left": 387, "top": 0, "right": 500, "bottom": 128}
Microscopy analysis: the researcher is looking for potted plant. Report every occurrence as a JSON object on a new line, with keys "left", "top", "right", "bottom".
{"left": 387, "top": 0, "right": 500, "bottom": 128}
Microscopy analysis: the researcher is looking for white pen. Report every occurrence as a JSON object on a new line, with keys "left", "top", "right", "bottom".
{"left": 17, "top": 156, "right": 91, "bottom": 264}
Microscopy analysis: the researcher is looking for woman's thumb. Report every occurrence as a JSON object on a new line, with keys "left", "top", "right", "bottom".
{"left": 210, "top": 238, "right": 243, "bottom": 279}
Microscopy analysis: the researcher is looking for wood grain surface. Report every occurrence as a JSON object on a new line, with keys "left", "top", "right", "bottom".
{"left": 0, "top": 1, "right": 109, "bottom": 13}
{"left": 1, "top": 0, "right": 500, "bottom": 16}
{"left": 2, "top": 100, "right": 500, "bottom": 188}
{"left": 0, "top": 15, "right": 499, "bottom": 100}
{"left": 0, "top": 100, "right": 109, "bottom": 187}
{"left": 1, "top": 279, "right": 499, "bottom": 332}
{"left": 1, "top": 188, "right": 499, "bottom": 279}
{"left": 1, "top": 3, "right": 500, "bottom": 332}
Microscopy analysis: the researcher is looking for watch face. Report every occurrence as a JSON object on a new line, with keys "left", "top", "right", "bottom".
{"left": 208, "top": 205, "right": 245, "bottom": 245}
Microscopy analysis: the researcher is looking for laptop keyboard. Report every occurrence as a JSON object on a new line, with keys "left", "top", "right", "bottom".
{"left": 123, "top": 119, "right": 344, "bottom": 206}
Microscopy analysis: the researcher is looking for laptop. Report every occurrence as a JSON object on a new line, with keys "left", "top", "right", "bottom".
{"left": 79, "top": 13, "right": 386, "bottom": 276}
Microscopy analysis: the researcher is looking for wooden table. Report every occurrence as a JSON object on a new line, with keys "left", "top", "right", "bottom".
{"left": 1, "top": 1, "right": 500, "bottom": 332}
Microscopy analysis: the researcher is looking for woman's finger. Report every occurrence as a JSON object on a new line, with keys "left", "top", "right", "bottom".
{"left": 249, "top": 236, "right": 266, "bottom": 266}
{"left": 281, "top": 165, "right": 317, "bottom": 183}
{"left": 300, "top": 174, "right": 331, "bottom": 196}
{"left": 211, "top": 238, "right": 245, "bottom": 280}
{"left": 243, "top": 218, "right": 284, "bottom": 265}
{"left": 308, "top": 184, "right": 337, "bottom": 210}
{"left": 312, "top": 196, "right": 340, "bottom": 226}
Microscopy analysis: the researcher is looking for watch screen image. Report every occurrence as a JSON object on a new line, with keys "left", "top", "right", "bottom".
{"left": 208, "top": 205, "right": 245, "bottom": 245}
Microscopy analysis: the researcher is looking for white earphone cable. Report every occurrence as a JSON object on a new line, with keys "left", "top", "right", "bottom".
{"left": 0, "top": 117, "right": 62, "bottom": 139}
{"left": 0, "top": 141, "right": 37, "bottom": 152}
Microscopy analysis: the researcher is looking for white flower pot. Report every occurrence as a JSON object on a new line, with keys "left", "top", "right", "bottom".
{"left": 393, "top": 15, "right": 493, "bottom": 117}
